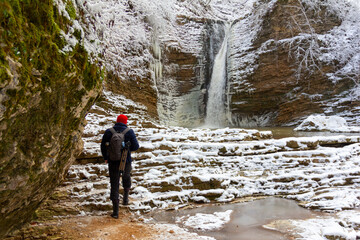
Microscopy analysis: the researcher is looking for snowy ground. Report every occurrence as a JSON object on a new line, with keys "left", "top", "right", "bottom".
{"left": 54, "top": 91, "right": 360, "bottom": 239}
{"left": 295, "top": 115, "right": 360, "bottom": 133}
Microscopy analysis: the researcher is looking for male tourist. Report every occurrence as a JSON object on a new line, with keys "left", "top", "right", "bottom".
{"left": 100, "top": 114, "right": 139, "bottom": 219}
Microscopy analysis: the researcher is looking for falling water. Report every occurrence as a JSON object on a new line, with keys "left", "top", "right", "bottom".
{"left": 204, "top": 23, "right": 231, "bottom": 127}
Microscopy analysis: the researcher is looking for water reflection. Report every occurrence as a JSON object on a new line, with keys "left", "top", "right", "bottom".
{"left": 151, "top": 197, "right": 317, "bottom": 240}
{"left": 253, "top": 127, "right": 359, "bottom": 139}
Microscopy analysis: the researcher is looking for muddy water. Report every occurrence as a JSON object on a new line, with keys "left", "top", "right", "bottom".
{"left": 151, "top": 197, "right": 318, "bottom": 240}
{"left": 253, "top": 127, "right": 359, "bottom": 139}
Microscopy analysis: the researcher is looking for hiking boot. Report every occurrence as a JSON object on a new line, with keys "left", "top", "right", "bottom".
{"left": 122, "top": 189, "right": 129, "bottom": 206}
{"left": 111, "top": 199, "right": 119, "bottom": 219}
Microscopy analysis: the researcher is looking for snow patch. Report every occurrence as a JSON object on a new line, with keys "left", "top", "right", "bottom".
{"left": 295, "top": 115, "right": 360, "bottom": 132}
{"left": 177, "top": 210, "right": 233, "bottom": 231}
{"left": 291, "top": 214, "right": 358, "bottom": 240}
{"left": 152, "top": 223, "right": 216, "bottom": 240}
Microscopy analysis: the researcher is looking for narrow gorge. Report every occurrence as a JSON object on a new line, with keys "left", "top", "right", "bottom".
{"left": 1, "top": 0, "right": 360, "bottom": 238}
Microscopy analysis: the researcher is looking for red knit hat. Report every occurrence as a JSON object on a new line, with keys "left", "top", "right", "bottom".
{"left": 116, "top": 114, "right": 128, "bottom": 124}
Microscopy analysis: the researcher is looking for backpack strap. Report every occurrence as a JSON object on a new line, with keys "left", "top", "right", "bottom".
{"left": 109, "top": 127, "right": 117, "bottom": 134}
{"left": 109, "top": 127, "right": 130, "bottom": 135}
{"left": 122, "top": 127, "right": 130, "bottom": 136}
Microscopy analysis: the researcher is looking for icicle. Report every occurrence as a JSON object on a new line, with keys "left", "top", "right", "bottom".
{"left": 151, "top": 39, "right": 163, "bottom": 80}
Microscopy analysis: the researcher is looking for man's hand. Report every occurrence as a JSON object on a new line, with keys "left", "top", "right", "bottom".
{"left": 105, "top": 160, "right": 108, "bottom": 164}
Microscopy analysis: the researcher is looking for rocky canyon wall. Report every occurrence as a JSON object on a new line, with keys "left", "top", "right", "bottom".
{"left": 146, "top": 0, "right": 360, "bottom": 127}
{"left": 0, "top": 0, "right": 102, "bottom": 236}
{"left": 77, "top": 0, "right": 360, "bottom": 128}
{"left": 48, "top": 0, "right": 359, "bottom": 128}
{"left": 227, "top": 0, "right": 359, "bottom": 126}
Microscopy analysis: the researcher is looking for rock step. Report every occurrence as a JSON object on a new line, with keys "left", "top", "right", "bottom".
{"left": 52, "top": 123, "right": 360, "bottom": 215}
{"left": 56, "top": 141, "right": 360, "bottom": 213}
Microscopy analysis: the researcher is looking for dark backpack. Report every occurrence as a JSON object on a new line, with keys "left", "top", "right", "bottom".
{"left": 108, "top": 127, "right": 130, "bottom": 161}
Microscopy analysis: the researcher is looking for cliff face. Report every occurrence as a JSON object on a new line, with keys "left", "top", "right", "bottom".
{"left": 227, "top": 0, "right": 359, "bottom": 126}
{"left": 0, "top": 0, "right": 102, "bottom": 236}
{"left": 60, "top": 0, "right": 359, "bottom": 128}
{"left": 140, "top": 0, "right": 360, "bottom": 127}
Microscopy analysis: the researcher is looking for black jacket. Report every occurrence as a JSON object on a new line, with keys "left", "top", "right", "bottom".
{"left": 100, "top": 123, "right": 139, "bottom": 162}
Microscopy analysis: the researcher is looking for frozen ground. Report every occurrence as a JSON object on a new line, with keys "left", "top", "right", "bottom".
{"left": 46, "top": 91, "right": 360, "bottom": 239}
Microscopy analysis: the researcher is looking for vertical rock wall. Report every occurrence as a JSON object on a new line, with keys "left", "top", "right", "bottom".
{"left": 150, "top": 0, "right": 359, "bottom": 127}
{"left": 227, "top": 0, "right": 359, "bottom": 126}
{"left": 0, "top": 0, "right": 102, "bottom": 236}
{"left": 154, "top": 19, "right": 228, "bottom": 127}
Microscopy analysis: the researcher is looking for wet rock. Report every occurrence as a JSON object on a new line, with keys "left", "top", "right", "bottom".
{"left": 303, "top": 140, "right": 319, "bottom": 150}
{"left": 198, "top": 189, "right": 224, "bottom": 200}
{"left": 83, "top": 202, "right": 112, "bottom": 212}
{"left": 323, "top": 233, "right": 347, "bottom": 240}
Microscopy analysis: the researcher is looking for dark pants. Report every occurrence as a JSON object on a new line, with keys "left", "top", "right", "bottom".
{"left": 108, "top": 160, "right": 132, "bottom": 201}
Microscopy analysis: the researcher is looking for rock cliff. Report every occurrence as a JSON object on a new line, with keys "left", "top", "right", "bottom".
{"left": 73, "top": 0, "right": 359, "bottom": 127}
{"left": 227, "top": 0, "right": 359, "bottom": 126}
{"left": 0, "top": 0, "right": 102, "bottom": 236}
{"left": 139, "top": 0, "right": 360, "bottom": 127}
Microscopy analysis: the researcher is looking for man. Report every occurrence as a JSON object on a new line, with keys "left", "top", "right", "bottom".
{"left": 100, "top": 114, "right": 139, "bottom": 219}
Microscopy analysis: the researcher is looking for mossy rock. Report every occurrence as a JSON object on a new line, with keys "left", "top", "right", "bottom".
{"left": 0, "top": 0, "right": 103, "bottom": 237}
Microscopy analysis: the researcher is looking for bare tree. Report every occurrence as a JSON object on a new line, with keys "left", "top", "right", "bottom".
{"left": 285, "top": 0, "right": 323, "bottom": 81}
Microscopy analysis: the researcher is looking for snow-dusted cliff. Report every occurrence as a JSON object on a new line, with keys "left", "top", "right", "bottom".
{"left": 72, "top": 0, "right": 359, "bottom": 127}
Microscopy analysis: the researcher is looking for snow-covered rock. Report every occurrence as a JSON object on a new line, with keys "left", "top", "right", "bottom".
{"left": 177, "top": 210, "right": 233, "bottom": 231}
{"left": 295, "top": 115, "right": 360, "bottom": 132}
{"left": 267, "top": 211, "right": 360, "bottom": 240}
{"left": 41, "top": 91, "right": 360, "bottom": 240}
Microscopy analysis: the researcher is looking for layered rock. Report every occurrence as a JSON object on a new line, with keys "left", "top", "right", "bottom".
{"left": 227, "top": 0, "right": 359, "bottom": 126}
{"left": 75, "top": 0, "right": 360, "bottom": 128}
{"left": 153, "top": 43, "right": 203, "bottom": 126}
{"left": 66, "top": 0, "right": 359, "bottom": 128}
{"left": 147, "top": 0, "right": 360, "bottom": 127}
{"left": 0, "top": 1, "right": 102, "bottom": 237}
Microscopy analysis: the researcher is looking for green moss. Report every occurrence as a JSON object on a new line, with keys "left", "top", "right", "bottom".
{"left": 65, "top": 0, "right": 77, "bottom": 20}
{"left": 0, "top": 56, "right": 10, "bottom": 85}
{"left": 1, "top": 0, "right": 103, "bottom": 114}
{"left": 83, "top": 62, "right": 100, "bottom": 90}
{"left": 0, "top": 0, "right": 104, "bottom": 236}
{"left": 69, "top": 117, "right": 81, "bottom": 130}
{"left": 73, "top": 28, "right": 82, "bottom": 41}
{"left": 5, "top": 89, "right": 17, "bottom": 98}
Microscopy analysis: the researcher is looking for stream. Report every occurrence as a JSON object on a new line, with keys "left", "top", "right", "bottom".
{"left": 151, "top": 197, "right": 321, "bottom": 240}
{"left": 250, "top": 127, "right": 359, "bottom": 139}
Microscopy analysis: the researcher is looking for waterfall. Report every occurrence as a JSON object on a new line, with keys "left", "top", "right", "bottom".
{"left": 204, "top": 23, "right": 231, "bottom": 127}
